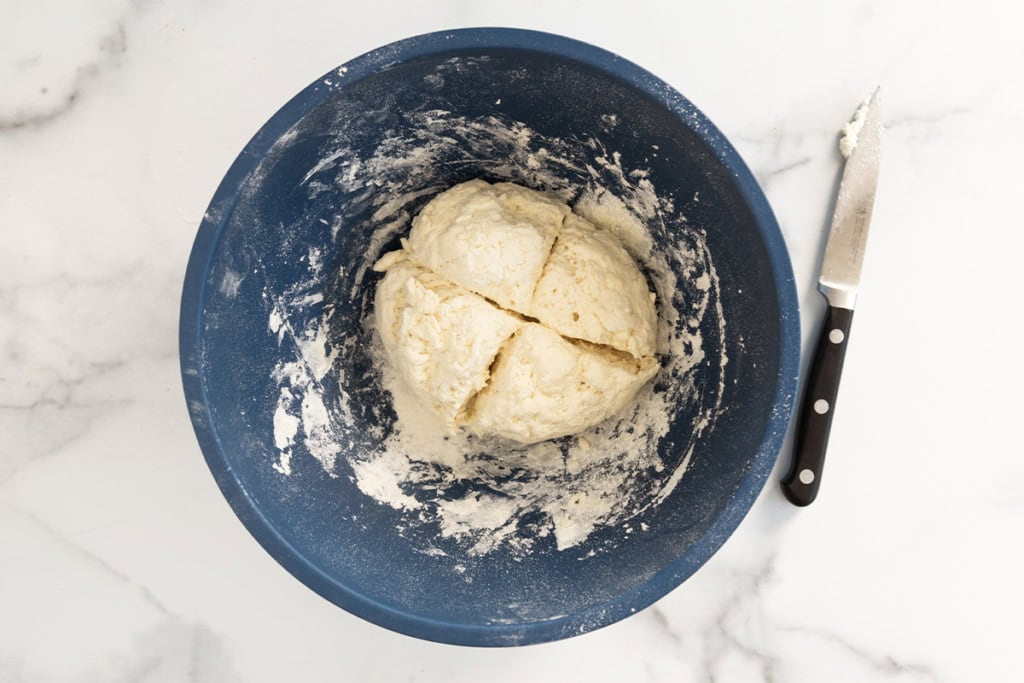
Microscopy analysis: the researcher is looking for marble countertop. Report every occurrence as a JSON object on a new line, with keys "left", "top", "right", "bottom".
{"left": 2, "top": 1, "right": 1022, "bottom": 681}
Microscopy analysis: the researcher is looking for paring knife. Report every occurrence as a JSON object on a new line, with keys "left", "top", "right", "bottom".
{"left": 781, "top": 89, "right": 882, "bottom": 507}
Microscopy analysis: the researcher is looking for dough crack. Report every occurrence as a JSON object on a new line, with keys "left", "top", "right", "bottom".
{"left": 454, "top": 328, "right": 519, "bottom": 425}
{"left": 478, "top": 294, "right": 540, "bottom": 325}
{"left": 560, "top": 334, "right": 646, "bottom": 365}
{"left": 525, "top": 213, "right": 568, "bottom": 306}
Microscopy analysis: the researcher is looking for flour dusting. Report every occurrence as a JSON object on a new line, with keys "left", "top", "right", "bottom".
{"left": 840, "top": 94, "right": 873, "bottom": 159}
{"left": 262, "top": 100, "right": 727, "bottom": 559}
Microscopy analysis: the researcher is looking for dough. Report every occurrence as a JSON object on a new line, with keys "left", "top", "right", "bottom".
{"left": 529, "top": 213, "right": 657, "bottom": 358}
{"left": 373, "top": 180, "right": 659, "bottom": 444}
{"left": 374, "top": 253, "right": 521, "bottom": 424}
{"left": 460, "top": 324, "right": 659, "bottom": 443}
{"left": 406, "top": 179, "right": 566, "bottom": 312}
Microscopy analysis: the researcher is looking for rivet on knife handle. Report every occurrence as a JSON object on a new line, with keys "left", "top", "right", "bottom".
{"left": 781, "top": 305, "right": 853, "bottom": 506}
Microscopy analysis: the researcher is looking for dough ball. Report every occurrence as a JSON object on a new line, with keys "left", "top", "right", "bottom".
{"left": 373, "top": 180, "right": 659, "bottom": 443}
{"left": 459, "top": 324, "right": 659, "bottom": 444}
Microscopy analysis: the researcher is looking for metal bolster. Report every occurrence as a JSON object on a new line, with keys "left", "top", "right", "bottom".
{"left": 817, "top": 282, "right": 857, "bottom": 310}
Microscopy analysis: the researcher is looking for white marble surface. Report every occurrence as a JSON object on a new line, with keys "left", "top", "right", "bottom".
{"left": 2, "top": 1, "right": 1022, "bottom": 681}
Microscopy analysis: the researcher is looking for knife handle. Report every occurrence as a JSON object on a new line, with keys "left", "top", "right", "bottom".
{"left": 781, "top": 304, "right": 854, "bottom": 506}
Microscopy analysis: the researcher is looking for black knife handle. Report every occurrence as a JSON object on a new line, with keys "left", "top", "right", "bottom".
{"left": 781, "top": 304, "right": 854, "bottom": 506}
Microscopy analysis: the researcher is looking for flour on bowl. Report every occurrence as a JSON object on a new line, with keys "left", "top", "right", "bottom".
{"left": 263, "top": 104, "right": 727, "bottom": 559}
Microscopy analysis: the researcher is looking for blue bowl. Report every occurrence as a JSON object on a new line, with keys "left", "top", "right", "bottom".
{"left": 180, "top": 28, "right": 799, "bottom": 646}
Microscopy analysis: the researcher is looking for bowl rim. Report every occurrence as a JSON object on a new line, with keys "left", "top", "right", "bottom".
{"left": 179, "top": 26, "right": 801, "bottom": 647}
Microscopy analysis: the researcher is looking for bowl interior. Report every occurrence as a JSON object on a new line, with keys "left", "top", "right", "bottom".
{"left": 182, "top": 30, "right": 798, "bottom": 646}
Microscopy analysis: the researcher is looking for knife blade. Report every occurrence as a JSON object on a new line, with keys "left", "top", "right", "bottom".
{"left": 782, "top": 89, "right": 882, "bottom": 507}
